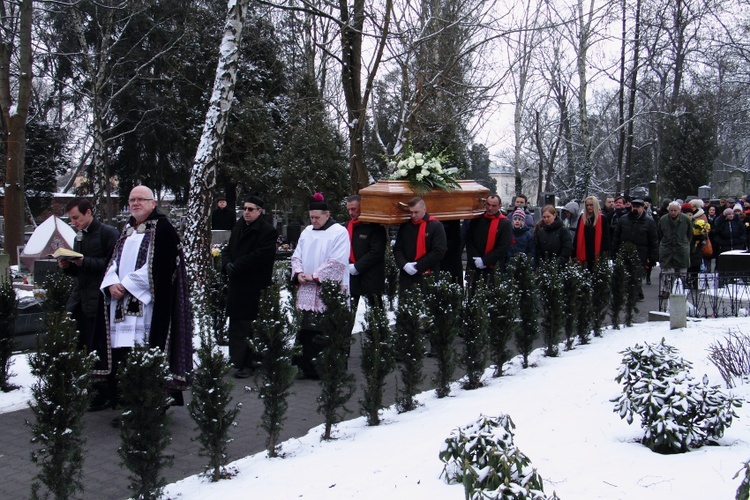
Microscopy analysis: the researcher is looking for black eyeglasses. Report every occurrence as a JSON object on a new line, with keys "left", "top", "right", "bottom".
{"left": 243, "top": 206, "right": 259, "bottom": 212}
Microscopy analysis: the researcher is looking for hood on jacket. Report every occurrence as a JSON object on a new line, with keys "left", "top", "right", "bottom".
{"left": 563, "top": 201, "right": 580, "bottom": 221}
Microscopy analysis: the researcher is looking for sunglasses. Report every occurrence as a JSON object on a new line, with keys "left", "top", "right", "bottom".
{"left": 243, "top": 206, "right": 259, "bottom": 212}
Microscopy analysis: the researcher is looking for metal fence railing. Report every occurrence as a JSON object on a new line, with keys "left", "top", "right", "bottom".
{"left": 658, "top": 271, "right": 750, "bottom": 318}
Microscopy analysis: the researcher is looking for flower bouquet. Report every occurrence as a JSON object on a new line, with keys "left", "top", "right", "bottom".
{"left": 388, "top": 149, "right": 460, "bottom": 195}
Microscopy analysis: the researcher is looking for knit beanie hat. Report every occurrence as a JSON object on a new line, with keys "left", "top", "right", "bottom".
{"left": 734, "top": 203, "right": 743, "bottom": 212}
{"left": 512, "top": 208, "right": 526, "bottom": 220}
{"left": 724, "top": 208, "right": 734, "bottom": 217}
{"left": 681, "top": 203, "right": 694, "bottom": 213}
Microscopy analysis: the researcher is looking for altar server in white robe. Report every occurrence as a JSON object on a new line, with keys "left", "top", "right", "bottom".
{"left": 291, "top": 192, "right": 350, "bottom": 378}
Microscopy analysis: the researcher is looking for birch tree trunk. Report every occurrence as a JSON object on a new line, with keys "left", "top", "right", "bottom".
{"left": 184, "top": 0, "right": 249, "bottom": 303}
{"left": 0, "top": 0, "right": 33, "bottom": 265}
{"left": 573, "top": 0, "right": 594, "bottom": 201}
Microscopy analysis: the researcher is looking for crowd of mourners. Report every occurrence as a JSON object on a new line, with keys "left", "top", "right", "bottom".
{"left": 57, "top": 186, "right": 750, "bottom": 410}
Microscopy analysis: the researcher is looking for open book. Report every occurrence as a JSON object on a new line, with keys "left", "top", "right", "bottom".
{"left": 49, "top": 248, "right": 84, "bottom": 260}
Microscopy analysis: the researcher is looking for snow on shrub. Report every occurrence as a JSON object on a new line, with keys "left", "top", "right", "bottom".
{"left": 612, "top": 338, "right": 743, "bottom": 454}
{"left": 439, "top": 414, "right": 555, "bottom": 499}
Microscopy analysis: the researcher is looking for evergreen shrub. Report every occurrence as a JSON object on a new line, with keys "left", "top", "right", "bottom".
{"left": 509, "top": 253, "right": 537, "bottom": 368}
{"left": 188, "top": 313, "right": 240, "bottom": 480}
{"left": 360, "top": 301, "right": 395, "bottom": 425}
{"left": 253, "top": 284, "right": 297, "bottom": 456}
{"left": 29, "top": 311, "right": 95, "bottom": 500}
{"left": 424, "top": 275, "right": 462, "bottom": 398}
{"left": 537, "top": 258, "right": 563, "bottom": 357}
{"left": 612, "top": 338, "right": 743, "bottom": 454}
{"left": 117, "top": 346, "right": 174, "bottom": 499}
{"left": 610, "top": 252, "right": 629, "bottom": 329}
{"left": 394, "top": 286, "right": 425, "bottom": 413}
{"left": 461, "top": 279, "right": 489, "bottom": 389}
{"left": 486, "top": 271, "right": 518, "bottom": 377}
{"left": 621, "top": 242, "right": 641, "bottom": 327}
{"left": 439, "top": 414, "right": 549, "bottom": 499}
{"left": 590, "top": 255, "right": 612, "bottom": 337}
{"left": 317, "top": 281, "right": 356, "bottom": 440}
{"left": 0, "top": 277, "right": 18, "bottom": 391}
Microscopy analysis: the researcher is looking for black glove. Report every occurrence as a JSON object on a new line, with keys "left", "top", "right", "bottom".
{"left": 225, "top": 263, "right": 235, "bottom": 277}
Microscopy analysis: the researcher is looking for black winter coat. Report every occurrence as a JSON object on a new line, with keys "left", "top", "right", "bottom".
{"left": 466, "top": 214, "right": 513, "bottom": 273}
{"left": 342, "top": 220, "right": 387, "bottom": 297}
{"left": 612, "top": 211, "right": 659, "bottom": 265}
{"left": 211, "top": 207, "right": 236, "bottom": 231}
{"left": 64, "top": 218, "right": 119, "bottom": 317}
{"left": 222, "top": 217, "right": 278, "bottom": 320}
{"left": 393, "top": 214, "right": 447, "bottom": 291}
{"left": 534, "top": 217, "right": 573, "bottom": 268}
{"left": 711, "top": 216, "right": 746, "bottom": 253}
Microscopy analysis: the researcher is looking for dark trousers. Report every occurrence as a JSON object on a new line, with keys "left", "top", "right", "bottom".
{"left": 228, "top": 318, "right": 258, "bottom": 370}
{"left": 70, "top": 303, "right": 95, "bottom": 352}
{"left": 294, "top": 328, "right": 324, "bottom": 378}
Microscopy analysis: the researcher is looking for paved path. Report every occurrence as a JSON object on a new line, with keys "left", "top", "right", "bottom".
{"left": 0, "top": 282, "right": 661, "bottom": 499}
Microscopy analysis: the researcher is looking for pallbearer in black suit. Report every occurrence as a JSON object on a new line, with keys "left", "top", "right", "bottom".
{"left": 465, "top": 194, "right": 512, "bottom": 288}
{"left": 343, "top": 194, "right": 387, "bottom": 311}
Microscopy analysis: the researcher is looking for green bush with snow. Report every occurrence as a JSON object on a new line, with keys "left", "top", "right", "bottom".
{"left": 439, "top": 414, "right": 551, "bottom": 499}
{"left": 612, "top": 338, "right": 743, "bottom": 454}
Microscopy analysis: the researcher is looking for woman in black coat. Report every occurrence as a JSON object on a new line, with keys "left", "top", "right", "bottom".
{"left": 534, "top": 205, "right": 573, "bottom": 269}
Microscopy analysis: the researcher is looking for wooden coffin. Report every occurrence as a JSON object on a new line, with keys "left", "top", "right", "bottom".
{"left": 358, "top": 180, "right": 490, "bottom": 225}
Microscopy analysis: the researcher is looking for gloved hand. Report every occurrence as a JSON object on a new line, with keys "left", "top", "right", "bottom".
{"left": 225, "top": 263, "right": 235, "bottom": 277}
{"left": 473, "top": 257, "right": 486, "bottom": 269}
{"left": 349, "top": 263, "right": 359, "bottom": 275}
{"left": 403, "top": 262, "right": 418, "bottom": 275}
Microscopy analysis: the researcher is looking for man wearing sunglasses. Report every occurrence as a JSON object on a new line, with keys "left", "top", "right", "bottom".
{"left": 222, "top": 194, "right": 278, "bottom": 378}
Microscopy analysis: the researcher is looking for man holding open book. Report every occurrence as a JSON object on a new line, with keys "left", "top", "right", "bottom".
{"left": 59, "top": 198, "right": 119, "bottom": 357}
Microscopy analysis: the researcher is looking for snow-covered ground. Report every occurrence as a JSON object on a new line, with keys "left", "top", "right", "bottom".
{"left": 4, "top": 315, "right": 750, "bottom": 498}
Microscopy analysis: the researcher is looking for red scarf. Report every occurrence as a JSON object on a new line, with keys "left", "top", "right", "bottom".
{"left": 576, "top": 213, "right": 602, "bottom": 262}
{"left": 483, "top": 212, "right": 505, "bottom": 256}
{"left": 413, "top": 215, "right": 437, "bottom": 261}
{"left": 347, "top": 219, "right": 360, "bottom": 263}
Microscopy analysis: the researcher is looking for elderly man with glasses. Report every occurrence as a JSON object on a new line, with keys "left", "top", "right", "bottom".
{"left": 221, "top": 194, "right": 278, "bottom": 378}
{"left": 96, "top": 185, "right": 193, "bottom": 408}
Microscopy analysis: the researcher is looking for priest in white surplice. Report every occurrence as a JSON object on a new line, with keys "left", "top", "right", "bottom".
{"left": 95, "top": 185, "right": 192, "bottom": 407}
{"left": 291, "top": 192, "right": 350, "bottom": 378}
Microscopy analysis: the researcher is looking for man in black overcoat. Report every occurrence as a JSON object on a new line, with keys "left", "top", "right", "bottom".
{"left": 342, "top": 194, "right": 387, "bottom": 310}
{"left": 222, "top": 194, "right": 278, "bottom": 378}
